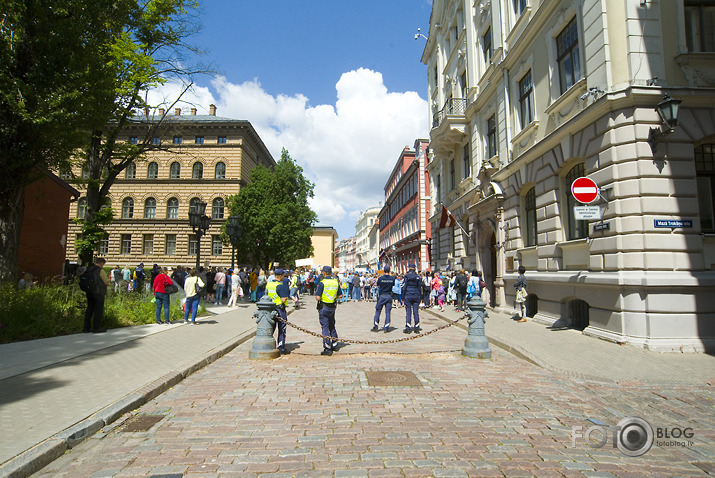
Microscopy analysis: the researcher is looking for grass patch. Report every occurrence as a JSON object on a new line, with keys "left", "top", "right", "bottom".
{"left": 0, "top": 282, "right": 206, "bottom": 344}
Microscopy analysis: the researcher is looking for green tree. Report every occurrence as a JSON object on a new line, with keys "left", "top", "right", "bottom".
{"left": 0, "top": 0, "right": 134, "bottom": 280}
{"left": 227, "top": 148, "right": 317, "bottom": 269}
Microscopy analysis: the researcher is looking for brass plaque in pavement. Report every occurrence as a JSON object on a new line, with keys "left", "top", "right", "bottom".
{"left": 365, "top": 370, "right": 422, "bottom": 387}
{"left": 119, "top": 414, "right": 164, "bottom": 432}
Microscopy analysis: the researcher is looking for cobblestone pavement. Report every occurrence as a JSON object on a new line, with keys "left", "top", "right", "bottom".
{"left": 33, "top": 299, "right": 715, "bottom": 477}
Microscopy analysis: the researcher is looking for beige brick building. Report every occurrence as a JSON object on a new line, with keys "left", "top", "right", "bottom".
{"left": 66, "top": 106, "right": 275, "bottom": 269}
{"left": 422, "top": 0, "right": 715, "bottom": 351}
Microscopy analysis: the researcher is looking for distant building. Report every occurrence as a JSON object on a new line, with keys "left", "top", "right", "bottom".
{"left": 378, "top": 139, "right": 431, "bottom": 273}
{"left": 354, "top": 206, "right": 381, "bottom": 270}
{"left": 309, "top": 226, "right": 338, "bottom": 270}
{"left": 64, "top": 105, "right": 275, "bottom": 268}
{"left": 336, "top": 237, "right": 356, "bottom": 272}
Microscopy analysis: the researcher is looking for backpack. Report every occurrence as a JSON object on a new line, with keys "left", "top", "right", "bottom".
{"left": 467, "top": 279, "right": 477, "bottom": 296}
{"left": 79, "top": 266, "right": 98, "bottom": 293}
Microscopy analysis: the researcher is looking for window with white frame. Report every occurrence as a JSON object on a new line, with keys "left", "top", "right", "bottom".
{"left": 147, "top": 162, "right": 158, "bottom": 179}
{"left": 524, "top": 187, "right": 537, "bottom": 247}
{"left": 487, "top": 115, "right": 498, "bottom": 158}
{"left": 685, "top": 1, "right": 715, "bottom": 52}
{"left": 77, "top": 198, "right": 87, "bottom": 219}
{"left": 556, "top": 17, "right": 581, "bottom": 95}
{"left": 513, "top": 0, "right": 527, "bottom": 17}
{"left": 212, "top": 235, "right": 223, "bottom": 255}
{"left": 192, "top": 162, "right": 203, "bottom": 179}
{"left": 212, "top": 197, "right": 224, "bottom": 218}
{"left": 188, "top": 235, "right": 198, "bottom": 256}
{"left": 144, "top": 197, "right": 156, "bottom": 219}
{"left": 482, "top": 28, "right": 493, "bottom": 65}
{"left": 166, "top": 197, "right": 179, "bottom": 219}
{"left": 519, "top": 70, "right": 534, "bottom": 129}
{"left": 463, "top": 143, "right": 470, "bottom": 179}
{"left": 121, "top": 234, "right": 132, "bottom": 254}
{"left": 99, "top": 236, "right": 109, "bottom": 255}
{"left": 125, "top": 162, "right": 136, "bottom": 179}
{"left": 215, "top": 162, "right": 226, "bottom": 179}
{"left": 170, "top": 161, "right": 181, "bottom": 179}
{"left": 695, "top": 144, "right": 715, "bottom": 231}
{"left": 165, "top": 234, "right": 177, "bottom": 255}
{"left": 143, "top": 234, "right": 154, "bottom": 255}
{"left": 121, "top": 197, "right": 134, "bottom": 219}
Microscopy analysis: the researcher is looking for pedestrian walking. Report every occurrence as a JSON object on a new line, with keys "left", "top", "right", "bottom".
{"left": 183, "top": 268, "right": 204, "bottom": 325}
{"left": 134, "top": 263, "right": 146, "bottom": 294}
{"left": 152, "top": 267, "right": 174, "bottom": 324}
{"left": 422, "top": 271, "right": 432, "bottom": 308}
{"left": 514, "top": 265, "right": 528, "bottom": 322}
{"left": 227, "top": 270, "right": 241, "bottom": 307}
{"left": 266, "top": 269, "right": 290, "bottom": 354}
{"left": 121, "top": 265, "right": 131, "bottom": 293}
{"left": 392, "top": 274, "right": 403, "bottom": 307}
{"left": 455, "top": 269, "right": 468, "bottom": 311}
{"left": 289, "top": 270, "right": 301, "bottom": 307}
{"left": 352, "top": 272, "right": 361, "bottom": 301}
{"left": 214, "top": 267, "right": 226, "bottom": 304}
{"left": 373, "top": 266, "right": 396, "bottom": 332}
{"left": 111, "top": 265, "right": 121, "bottom": 294}
{"left": 402, "top": 264, "right": 422, "bottom": 333}
{"left": 437, "top": 279, "right": 447, "bottom": 312}
{"left": 83, "top": 257, "right": 110, "bottom": 333}
{"left": 315, "top": 265, "right": 341, "bottom": 355}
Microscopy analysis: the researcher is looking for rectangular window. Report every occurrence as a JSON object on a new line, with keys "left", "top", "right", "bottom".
{"left": 212, "top": 235, "right": 223, "bottom": 255}
{"left": 487, "top": 115, "right": 498, "bottom": 158}
{"left": 121, "top": 234, "right": 132, "bottom": 254}
{"left": 143, "top": 234, "right": 154, "bottom": 255}
{"left": 128, "top": 137, "right": 138, "bottom": 144}
{"left": 557, "top": 17, "right": 581, "bottom": 95}
{"left": 436, "top": 174, "right": 442, "bottom": 204}
{"left": 685, "top": 2, "right": 715, "bottom": 52}
{"left": 188, "top": 235, "right": 198, "bottom": 256}
{"left": 217, "top": 136, "right": 227, "bottom": 144}
{"left": 482, "top": 28, "right": 493, "bottom": 65}
{"left": 695, "top": 144, "right": 715, "bottom": 231}
{"left": 195, "top": 136, "right": 204, "bottom": 144}
{"left": 450, "top": 159, "right": 456, "bottom": 190}
{"left": 152, "top": 137, "right": 161, "bottom": 145}
{"left": 173, "top": 136, "right": 182, "bottom": 144}
{"left": 565, "top": 164, "right": 589, "bottom": 240}
{"left": 165, "top": 234, "right": 177, "bottom": 255}
{"left": 463, "top": 143, "right": 470, "bottom": 179}
{"left": 99, "top": 236, "right": 109, "bottom": 255}
{"left": 514, "top": 0, "right": 527, "bottom": 16}
{"left": 525, "top": 188, "right": 537, "bottom": 247}
{"left": 519, "top": 70, "right": 534, "bottom": 129}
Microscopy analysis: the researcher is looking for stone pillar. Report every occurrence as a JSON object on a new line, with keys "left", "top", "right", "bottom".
{"left": 248, "top": 295, "right": 280, "bottom": 360}
{"left": 494, "top": 207, "right": 506, "bottom": 307}
{"left": 462, "top": 296, "right": 492, "bottom": 359}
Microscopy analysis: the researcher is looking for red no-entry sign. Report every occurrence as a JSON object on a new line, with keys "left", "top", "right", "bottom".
{"left": 571, "top": 177, "right": 599, "bottom": 204}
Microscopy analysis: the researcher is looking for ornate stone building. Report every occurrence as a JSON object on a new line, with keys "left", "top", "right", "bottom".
{"left": 65, "top": 106, "right": 275, "bottom": 268}
{"left": 422, "top": 0, "right": 715, "bottom": 351}
{"left": 354, "top": 206, "right": 381, "bottom": 270}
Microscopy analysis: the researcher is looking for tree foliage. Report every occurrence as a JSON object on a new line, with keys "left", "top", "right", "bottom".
{"left": 226, "top": 149, "right": 317, "bottom": 269}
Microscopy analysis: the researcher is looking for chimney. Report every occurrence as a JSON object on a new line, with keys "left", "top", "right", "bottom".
{"left": 191, "top": 107, "right": 197, "bottom": 115}
{"left": 158, "top": 108, "right": 165, "bottom": 116}
{"left": 209, "top": 104, "right": 216, "bottom": 116}
{"left": 174, "top": 107, "right": 181, "bottom": 115}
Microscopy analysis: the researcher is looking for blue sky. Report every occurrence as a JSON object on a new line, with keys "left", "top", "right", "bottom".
{"left": 155, "top": 1, "right": 433, "bottom": 240}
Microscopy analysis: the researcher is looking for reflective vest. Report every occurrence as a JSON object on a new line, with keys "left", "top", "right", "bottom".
{"left": 266, "top": 280, "right": 284, "bottom": 308}
{"left": 320, "top": 277, "right": 339, "bottom": 304}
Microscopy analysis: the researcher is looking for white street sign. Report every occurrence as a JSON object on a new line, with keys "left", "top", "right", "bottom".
{"left": 574, "top": 206, "right": 602, "bottom": 220}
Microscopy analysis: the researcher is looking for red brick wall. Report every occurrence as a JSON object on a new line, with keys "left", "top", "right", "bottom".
{"left": 18, "top": 177, "right": 74, "bottom": 282}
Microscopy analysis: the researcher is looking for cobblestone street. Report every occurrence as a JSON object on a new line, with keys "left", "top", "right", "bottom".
{"left": 34, "top": 300, "right": 715, "bottom": 477}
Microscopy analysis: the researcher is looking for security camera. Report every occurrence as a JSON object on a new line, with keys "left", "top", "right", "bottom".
{"left": 414, "top": 34, "right": 420, "bottom": 40}
{"left": 580, "top": 92, "right": 589, "bottom": 100}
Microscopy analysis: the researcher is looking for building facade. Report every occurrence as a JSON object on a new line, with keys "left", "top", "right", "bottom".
{"left": 310, "top": 226, "right": 338, "bottom": 271}
{"left": 65, "top": 106, "right": 275, "bottom": 268}
{"left": 378, "top": 140, "right": 432, "bottom": 273}
{"left": 354, "top": 206, "right": 381, "bottom": 270}
{"left": 422, "top": 0, "right": 715, "bottom": 351}
{"left": 335, "top": 237, "right": 356, "bottom": 272}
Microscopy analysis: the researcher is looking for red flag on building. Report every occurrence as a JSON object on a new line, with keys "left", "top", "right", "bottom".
{"left": 439, "top": 205, "right": 457, "bottom": 228}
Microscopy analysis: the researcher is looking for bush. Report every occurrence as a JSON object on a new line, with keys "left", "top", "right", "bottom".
{"left": 0, "top": 281, "right": 205, "bottom": 343}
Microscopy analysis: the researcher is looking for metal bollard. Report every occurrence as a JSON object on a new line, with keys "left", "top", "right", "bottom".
{"left": 248, "top": 295, "right": 280, "bottom": 360}
{"left": 462, "top": 296, "right": 492, "bottom": 359}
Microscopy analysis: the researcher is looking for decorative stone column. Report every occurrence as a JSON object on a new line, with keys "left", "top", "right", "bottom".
{"left": 248, "top": 295, "right": 280, "bottom": 360}
{"left": 462, "top": 296, "right": 492, "bottom": 359}
{"left": 494, "top": 207, "right": 506, "bottom": 307}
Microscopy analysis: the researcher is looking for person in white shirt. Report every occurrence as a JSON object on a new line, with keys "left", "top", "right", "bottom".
{"left": 183, "top": 268, "right": 205, "bottom": 325}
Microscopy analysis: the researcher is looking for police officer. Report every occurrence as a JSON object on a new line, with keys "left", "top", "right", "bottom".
{"left": 266, "top": 268, "right": 290, "bottom": 354}
{"left": 373, "top": 265, "right": 396, "bottom": 332}
{"left": 315, "top": 265, "right": 342, "bottom": 356}
{"left": 402, "top": 263, "right": 422, "bottom": 333}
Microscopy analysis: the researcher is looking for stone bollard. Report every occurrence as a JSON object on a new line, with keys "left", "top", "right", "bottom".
{"left": 248, "top": 295, "right": 280, "bottom": 360}
{"left": 462, "top": 296, "right": 492, "bottom": 359}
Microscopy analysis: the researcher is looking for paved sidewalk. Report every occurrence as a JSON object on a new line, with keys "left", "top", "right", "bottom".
{"left": 426, "top": 304, "right": 715, "bottom": 385}
{"left": 0, "top": 300, "right": 259, "bottom": 477}
{"left": 29, "top": 300, "right": 715, "bottom": 477}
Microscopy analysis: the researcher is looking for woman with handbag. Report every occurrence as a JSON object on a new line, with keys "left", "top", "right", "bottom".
{"left": 514, "top": 265, "right": 528, "bottom": 322}
{"left": 183, "top": 268, "right": 204, "bottom": 324}
{"left": 153, "top": 267, "right": 175, "bottom": 324}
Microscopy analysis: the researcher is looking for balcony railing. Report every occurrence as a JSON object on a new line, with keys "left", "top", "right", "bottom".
{"left": 432, "top": 98, "right": 468, "bottom": 128}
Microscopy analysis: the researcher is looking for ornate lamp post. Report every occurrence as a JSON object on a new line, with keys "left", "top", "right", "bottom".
{"left": 189, "top": 200, "right": 210, "bottom": 270}
{"left": 226, "top": 215, "right": 243, "bottom": 270}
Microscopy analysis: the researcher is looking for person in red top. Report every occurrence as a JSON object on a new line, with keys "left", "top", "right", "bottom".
{"left": 152, "top": 266, "right": 174, "bottom": 324}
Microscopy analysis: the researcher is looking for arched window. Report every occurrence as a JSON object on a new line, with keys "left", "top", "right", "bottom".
{"left": 77, "top": 198, "right": 87, "bottom": 219}
{"left": 524, "top": 187, "right": 537, "bottom": 247}
{"left": 215, "top": 162, "right": 226, "bottom": 179}
{"left": 144, "top": 197, "right": 156, "bottom": 219}
{"left": 166, "top": 197, "right": 179, "bottom": 219}
{"left": 125, "top": 162, "right": 136, "bottom": 179}
{"left": 147, "top": 162, "right": 158, "bottom": 179}
{"left": 170, "top": 161, "right": 181, "bottom": 179}
{"left": 192, "top": 162, "right": 203, "bottom": 179}
{"left": 212, "top": 198, "right": 225, "bottom": 218}
{"left": 189, "top": 197, "right": 202, "bottom": 214}
{"left": 122, "top": 197, "right": 134, "bottom": 219}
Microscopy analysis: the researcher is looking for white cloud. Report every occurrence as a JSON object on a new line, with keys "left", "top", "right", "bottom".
{"left": 150, "top": 69, "right": 429, "bottom": 236}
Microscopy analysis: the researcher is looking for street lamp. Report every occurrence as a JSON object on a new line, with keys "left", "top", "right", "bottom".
{"left": 648, "top": 93, "right": 683, "bottom": 152}
{"left": 226, "top": 215, "right": 243, "bottom": 270}
{"left": 189, "top": 200, "right": 209, "bottom": 270}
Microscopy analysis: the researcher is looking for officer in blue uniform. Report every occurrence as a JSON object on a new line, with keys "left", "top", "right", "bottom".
{"left": 266, "top": 268, "right": 290, "bottom": 354}
{"left": 373, "top": 265, "right": 396, "bottom": 332}
{"left": 315, "top": 265, "right": 342, "bottom": 355}
{"left": 402, "top": 263, "right": 422, "bottom": 333}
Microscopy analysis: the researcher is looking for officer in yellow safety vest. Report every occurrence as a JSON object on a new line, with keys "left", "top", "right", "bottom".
{"left": 315, "top": 265, "right": 342, "bottom": 356}
{"left": 266, "top": 268, "right": 290, "bottom": 354}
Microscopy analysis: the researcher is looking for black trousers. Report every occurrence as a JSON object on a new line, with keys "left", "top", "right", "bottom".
{"left": 84, "top": 293, "right": 105, "bottom": 331}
